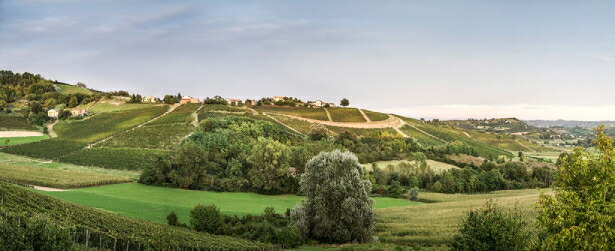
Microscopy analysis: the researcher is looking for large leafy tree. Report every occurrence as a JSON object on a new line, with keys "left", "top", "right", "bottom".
{"left": 247, "top": 137, "right": 292, "bottom": 193}
{"left": 538, "top": 125, "right": 615, "bottom": 250}
{"left": 292, "top": 150, "right": 373, "bottom": 243}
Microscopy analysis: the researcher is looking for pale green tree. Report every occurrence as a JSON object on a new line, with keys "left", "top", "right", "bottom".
{"left": 292, "top": 150, "right": 373, "bottom": 243}
{"left": 247, "top": 137, "right": 292, "bottom": 193}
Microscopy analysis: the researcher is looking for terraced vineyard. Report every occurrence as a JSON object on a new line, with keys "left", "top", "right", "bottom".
{"left": 58, "top": 148, "right": 170, "bottom": 170}
{"left": 327, "top": 107, "right": 367, "bottom": 122}
{"left": 99, "top": 123, "right": 195, "bottom": 150}
{"left": 364, "top": 109, "right": 390, "bottom": 121}
{"left": 327, "top": 126, "right": 400, "bottom": 138}
{"left": 0, "top": 163, "right": 130, "bottom": 188}
{"left": 149, "top": 103, "right": 200, "bottom": 125}
{"left": 0, "top": 182, "right": 272, "bottom": 250}
{"left": 253, "top": 106, "right": 329, "bottom": 121}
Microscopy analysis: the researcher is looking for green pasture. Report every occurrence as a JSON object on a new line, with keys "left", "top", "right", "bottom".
{"left": 39, "top": 183, "right": 418, "bottom": 224}
{"left": 0, "top": 135, "right": 48, "bottom": 146}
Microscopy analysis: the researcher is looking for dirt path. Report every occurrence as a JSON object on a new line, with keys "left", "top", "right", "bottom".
{"left": 0, "top": 131, "right": 44, "bottom": 137}
{"left": 47, "top": 120, "right": 58, "bottom": 138}
{"left": 274, "top": 113, "right": 402, "bottom": 129}
{"left": 514, "top": 139, "right": 535, "bottom": 152}
{"left": 358, "top": 109, "right": 372, "bottom": 122}
{"left": 324, "top": 108, "right": 333, "bottom": 122}
{"left": 247, "top": 107, "right": 259, "bottom": 115}
{"left": 32, "top": 185, "right": 68, "bottom": 192}
{"left": 86, "top": 104, "right": 180, "bottom": 148}
{"left": 463, "top": 131, "right": 472, "bottom": 138}
{"left": 191, "top": 104, "right": 205, "bottom": 127}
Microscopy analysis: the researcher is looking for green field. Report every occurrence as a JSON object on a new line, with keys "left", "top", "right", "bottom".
{"left": 327, "top": 107, "right": 367, "bottom": 122}
{"left": 0, "top": 152, "right": 139, "bottom": 179}
{"left": 54, "top": 83, "right": 93, "bottom": 95}
{"left": 363, "top": 109, "right": 390, "bottom": 121}
{"left": 0, "top": 135, "right": 48, "bottom": 146}
{"left": 0, "top": 162, "right": 130, "bottom": 188}
{"left": 375, "top": 189, "right": 548, "bottom": 247}
{"left": 0, "top": 115, "right": 37, "bottom": 130}
{"left": 2, "top": 182, "right": 269, "bottom": 250}
{"left": 40, "top": 183, "right": 418, "bottom": 224}
{"left": 254, "top": 106, "right": 329, "bottom": 121}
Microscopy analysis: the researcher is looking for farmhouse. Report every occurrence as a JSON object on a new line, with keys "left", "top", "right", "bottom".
{"left": 70, "top": 108, "right": 86, "bottom": 116}
{"left": 142, "top": 96, "right": 159, "bottom": 103}
{"left": 272, "top": 96, "right": 285, "bottom": 102}
{"left": 225, "top": 98, "right": 242, "bottom": 105}
{"left": 47, "top": 109, "right": 59, "bottom": 118}
{"left": 190, "top": 97, "right": 200, "bottom": 104}
{"left": 309, "top": 100, "right": 325, "bottom": 108}
{"left": 180, "top": 96, "right": 197, "bottom": 104}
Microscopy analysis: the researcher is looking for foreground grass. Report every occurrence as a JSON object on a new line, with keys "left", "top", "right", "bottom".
{"left": 375, "top": 189, "right": 549, "bottom": 247}
{"left": 39, "top": 183, "right": 418, "bottom": 224}
{"left": 0, "top": 163, "right": 130, "bottom": 188}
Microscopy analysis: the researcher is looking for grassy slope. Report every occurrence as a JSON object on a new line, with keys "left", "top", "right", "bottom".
{"left": 89, "top": 100, "right": 154, "bottom": 113}
{"left": 0, "top": 135, "right": 49, "bottom": 146}
{"left": 254, "top": 106, "right": 329, "bottom": 121}
{"left": 54, "top": 84, "right": 93, "bottom": 95}
{"left": 327, "top": 126, "right": 400, "bottom": 138}
{"left": 40, "top": 183, "right": 418, "bottom": 224}
{"left": 269, "top": 114, "right": 314, "bottom": 134}
{"left": 0, "top": 152, "right": 139, "bottom": 179}
{"left": 0, "top": 163, "right": 130, "bottom": 188}
{"left": 0, "top": 114, "right": 37, "bottom": 130}
{"left": 376, "top": 189, "right": 548, "bottom": 247}
{"left": 327, "top": 107, "right": 366, "bottom": 122}
{"left": 1, "top": 182, "right": 270, "bottom": 249}
{"left": 362, "top": 159, "right": 458, "bottom": 173}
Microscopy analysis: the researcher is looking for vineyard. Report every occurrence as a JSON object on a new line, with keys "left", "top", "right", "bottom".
{"left": 148, "top": 103, "right": 201, "bottom": 125}
{"left": 327, "top": 107, "right": 367, "bottom": 122}
{"left": 0, "top": 163, "right": 130, "bottom": 188}
{"left": 363, "top": 109, "right": 390, "bottom": 121}
{"left": 98, "top": 123, "right": 195, "bottom": 150}
{"left": 399, "top": 125, "right": 445, "bottom": 147}
{"left": 58, "top": 148, "right": 170, "bottom": 171}
{"left": 253, "top": 106, "right": 329, "bottom": 121}
{"left": 0, "top": 115, "right": 36, "bottom": 131}
{"left": 0, "top": 182, "right": 273, "bottom": 250}
{"left": 0, "top": 139, "right": 87, "bottom": 159}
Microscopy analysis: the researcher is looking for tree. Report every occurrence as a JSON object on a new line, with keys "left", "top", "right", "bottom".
{"left": 247, "top": 137, "right": 292, "bottom": 193}
{"left": 538, "top": 125, "right": 615, "bottom": 250}
{"left": 167, "top": 211, "right": 179, "bottom": 226}
{"left": 190, "top": 204, "right": 223, "bottom": 234}
{"left": 68, "top": 96, "right": 79, "bottom": 107}
{"left": 308, "top": 124, "right": 329, "bottom": 140}
{"left": 408, "top": 187, "right": 419, "bottom": 201}
{"left": 292, "top": 150, "right": 373, "bottom": 243}
{"left": 452, "top": 201, "right": 532, "bottom": 251}
{"left": 340, "top": 98, "right": 349, "bottom": 107}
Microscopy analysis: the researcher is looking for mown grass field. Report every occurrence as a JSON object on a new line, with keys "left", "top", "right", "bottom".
{"left": 254, "top": 106, "right": 329, "bottom": 121}
{"left": 0, "top": 135, "right": 48, "bottom": 146}
{"left": 58, "top": 147, "right": 170, "bottom": 170}
{"left": 327, "top": 107, "right": 366, "bottom": 122}
{"left": 0, "top": 152, "right": 139, "bottom": 179}
{"left": 363, "top": 109, "right": 389, "bottom": 121}
{"left": 0, "top": 163, "right": 130, "bottom": 188}
{"left": 149, "top": 103, "right": 200, "bottom": 125}
{"left": 375, "top": 189, "right": 548, "bottom": 248}
{"left": 54, "top": 83, "right": 93, "bottom": 95}
{"left": 40, "top": 183, "right": 419, "bottom": 224}
{"left": 0, "top": 114, "right": 37, "bottom": 130}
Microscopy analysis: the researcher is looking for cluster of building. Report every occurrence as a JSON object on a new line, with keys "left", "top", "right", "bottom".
{"left": 271, "top": 96, "right": 335, "bottom": 108}
{"left": 47, "top": 108, "right": 86, "bottom": 118}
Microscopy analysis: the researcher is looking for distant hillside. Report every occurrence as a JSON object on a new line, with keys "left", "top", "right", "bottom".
{"left": 446, "top": 118, "right": 536, "bottom": 133}
{"left": 524, "top": 120, "right": 615, "bottom": 128}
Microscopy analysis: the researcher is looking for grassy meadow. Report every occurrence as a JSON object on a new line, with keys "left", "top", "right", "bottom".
{"left": 39, "top": 183, "right": 419, "bottom": 224}
{"left": 375, "top": 189, "right": 549, "bottom": 247}
{"left": 0, "top": 135, "right": 49, "bottom": 146}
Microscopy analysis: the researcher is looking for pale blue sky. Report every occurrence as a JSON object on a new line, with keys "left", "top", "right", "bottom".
{"left": 1, "top": 1, "right": 614, "bottom": 120}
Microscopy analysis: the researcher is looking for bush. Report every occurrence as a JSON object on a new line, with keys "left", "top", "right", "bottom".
{"left": 407, "top": 187, "right": 419, "bottom": 201}
{"left": 452, "top": 201, "right": 532, "bottom": 251}
{"left": 190, "top": 204, "right": 224, "bottom": 234}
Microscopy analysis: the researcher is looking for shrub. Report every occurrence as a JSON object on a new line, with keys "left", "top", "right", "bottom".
{"left": 190, "top": 204, "right": 224, "bottom": 234}
{"left": 407, "top": 187, "right": 419, "bottom": 201}
{"left": 452, "top": 201, "right": 532, "bottom": 251}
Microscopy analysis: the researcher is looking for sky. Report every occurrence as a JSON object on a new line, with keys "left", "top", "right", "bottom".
{"left": 1, "top": 0, "right": 614, "bottom": 120}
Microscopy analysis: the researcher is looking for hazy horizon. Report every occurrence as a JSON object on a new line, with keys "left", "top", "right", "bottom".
{"left": 2, "top": 0, "right": 614, "bottom": 120}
